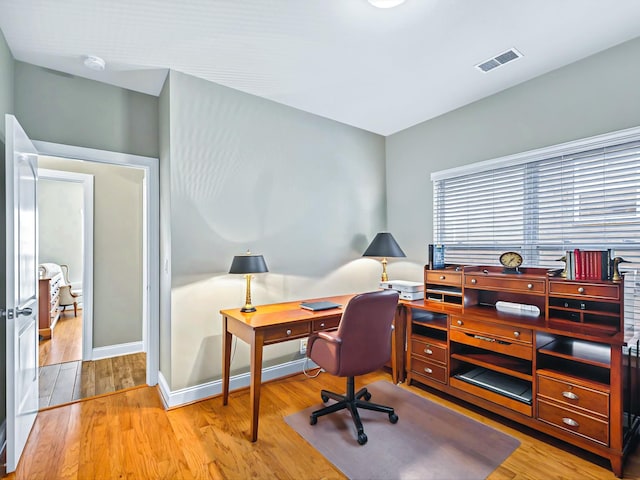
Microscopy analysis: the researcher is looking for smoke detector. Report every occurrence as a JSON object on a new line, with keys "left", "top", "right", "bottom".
{"left": 476, "top": 48, "right": 522, "bottom": 73}
{"left": 83, "top": 55, "right": 106, "bottom": 71}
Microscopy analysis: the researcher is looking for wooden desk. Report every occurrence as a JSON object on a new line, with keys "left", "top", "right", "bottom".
{"left": 221, "top": 293, "right": 404, "bottom": 442}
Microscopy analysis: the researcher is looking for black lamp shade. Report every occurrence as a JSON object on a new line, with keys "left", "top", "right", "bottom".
{"left": 229, "top": 254, "right": 269, "bottom": 274}
{"left": 362, "top": 232, "right": 405, "bottom": 258}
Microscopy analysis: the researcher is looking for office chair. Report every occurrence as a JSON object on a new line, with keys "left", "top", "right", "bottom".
{"left": 307, "top": 289, "right": 400, "bottom": 445}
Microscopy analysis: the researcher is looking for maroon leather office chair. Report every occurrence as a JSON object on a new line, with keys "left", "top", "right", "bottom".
{"left": 307, "top": 289, "right": 400, "bottom": 445}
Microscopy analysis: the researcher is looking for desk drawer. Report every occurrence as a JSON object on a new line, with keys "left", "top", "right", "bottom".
{"left": 411, "top": 338, "right": 447, "bottom": 364}
{"left": 450, "top": 329, "right": 532, "bottom": 360}
{"left": 537, "top": 374, "right": 608, "bottom": 417}
{"left": 410, "top": 356, "right": 447, "bottom": 384}
{"left": 537, "top": 399, "right": 609, "bottom": 445}
{"left": 548, "top": 281, "right": 619, "bottom": 301}
{"left": 312, "top": 317, "right": 340, "bottom": 332}
{"left": 426, "top": 270, "right": 462, "bottom": 287}
{"left": 451, "top": 316, "right": 532, "bottom": 344}
{"left": 263, "top": 323, "right": 310, "bottom": 343}
{"left": 465, "top": 275, "right": 545, "bottom": 294}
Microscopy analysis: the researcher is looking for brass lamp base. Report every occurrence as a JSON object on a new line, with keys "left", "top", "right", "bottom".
{"left": 380, "top": 257, "right": 389, "bottom": 282}
{"left": 241, "top": 274, "right": 256, "bottom": 313}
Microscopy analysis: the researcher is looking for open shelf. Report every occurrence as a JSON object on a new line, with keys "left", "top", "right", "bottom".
{"left": 538, "top": 338, "right": 611, "bottom": 369}
{"left": 451, "top": 351, "right": 532, "bottom": 381}
{"left": 411, "top": 309, "right": 448, "bottom": 330}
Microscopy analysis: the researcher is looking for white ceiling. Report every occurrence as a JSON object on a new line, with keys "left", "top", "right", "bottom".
{"left": 2, "top": 0, "right": 640, "bottom": 135}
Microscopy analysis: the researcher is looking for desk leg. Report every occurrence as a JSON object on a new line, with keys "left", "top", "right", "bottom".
{"left": 222, "top": 316, "right": 232, "bottom": 406}
{"left": 249, "top": 331, "right": 264, "bottom": 442}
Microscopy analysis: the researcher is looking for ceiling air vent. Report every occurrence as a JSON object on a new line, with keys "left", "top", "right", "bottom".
{"left": 476, "top": 48, "right": 522, "bottom": 73}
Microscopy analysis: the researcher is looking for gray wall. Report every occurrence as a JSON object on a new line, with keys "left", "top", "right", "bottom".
{"left": 0, "top": 28, "right": 13, "bottom": 125}
{"left": 38, "top": 178, "right": 84, "bottom": 287}
{"left": 14, "top": 62, "right": 159, "bottom": 159}
{"left": 163, "top": 70, "right": 387, "bottom": 390}
{"left": 0, "top": 27, "right": 12, "bottom": 449}
{"left": 38, "top": 156, "right": 144, "bottom": 348}
{"left": 386, "top": 35, "right": 640, "bottom": 282}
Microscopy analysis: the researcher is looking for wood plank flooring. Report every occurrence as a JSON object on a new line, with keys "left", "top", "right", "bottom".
{"left": 7, "top": 369, "right": 640, "bottom": 479}
{"left": 39, "top": 309, "right": 83, "bottom": 367}
{"left": 36, "top": 308, "right": 147, "bottom": 409}
{"left": 38, "top": 353, "right": 147, "bottom": 409}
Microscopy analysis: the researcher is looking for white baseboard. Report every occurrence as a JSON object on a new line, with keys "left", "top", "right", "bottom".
{"left": 158, "top": 358, "right": 318, "bottom": 409}
{"left": 92, "top": 341, "right": 144, "bottom": 361}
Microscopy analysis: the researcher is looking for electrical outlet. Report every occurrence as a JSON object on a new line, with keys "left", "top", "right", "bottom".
{"left": 299, "top": 337, "right": 308, "bottom": 354}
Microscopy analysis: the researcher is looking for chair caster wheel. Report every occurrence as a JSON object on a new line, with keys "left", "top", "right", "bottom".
{"left": 321, "top": 394, "right": 329, "bottom": 403}
{"left": 389, "top": 413, "right": 398, "bottom": 424}
{"left": 357, "top": 432, "right": 368, "bottom": 445}
{"left": 310, "top": 415, "right": 317, "bottom": 425}
{"left": 363, "top": 391, "right": 372, "bottom": 401}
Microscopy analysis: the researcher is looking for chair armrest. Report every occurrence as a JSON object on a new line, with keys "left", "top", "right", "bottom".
{"left": 308, "top": 331, "right": 341, "bottom": 351}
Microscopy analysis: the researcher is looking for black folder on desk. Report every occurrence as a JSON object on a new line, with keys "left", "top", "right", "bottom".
{"left": 300, "top": 301, "right": 341, "bottom": 311}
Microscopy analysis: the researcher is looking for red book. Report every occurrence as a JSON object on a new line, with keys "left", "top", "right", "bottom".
{"left": 574, "top": 249, "right": 582, "bottom": 280}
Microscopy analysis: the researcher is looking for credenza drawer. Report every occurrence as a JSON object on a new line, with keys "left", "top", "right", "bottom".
{"left": 537, "top": 374, "right": 608, "bottom": 417}
{"left": 464, "top": 275, "right": 546, "bottom": 294}
{"left": 450, "top": 329, "right": 532, "bottom": 360}
{"left": 426, "top": 270, "right": 462, "bottom": 287}
{"left": 263, "top": 323, "right": 310, "bottom": 343}
{"left": 410, "top": 357, "right": 447, "bottom": 384}
{"left": 411, "top": 338, "right": 447, "bottom": 364}
{"left": 548, "top": 281, "right": 620, "bottom": 301}
{"left": 312, "top": 317, "right": 340, "bottom": 332}
{"left": 537, "top": 399, "right": 609, "bottom": 446}
{"left": 451, "top": 316, "right": 533, "bottom": 344}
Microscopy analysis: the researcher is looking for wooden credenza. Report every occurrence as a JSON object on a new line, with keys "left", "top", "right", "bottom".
{"left": 38, "top": 275, "right": 61, "bottom": 338}
{"left": 401, "top": 265, "right": 638, "bottom": 478}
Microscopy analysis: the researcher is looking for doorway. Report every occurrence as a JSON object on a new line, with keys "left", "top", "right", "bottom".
{"left": 33, "top": 141, "right": 159, "bottom": 391}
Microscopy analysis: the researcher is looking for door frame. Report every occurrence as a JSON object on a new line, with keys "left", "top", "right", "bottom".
{"left": 37, "top": 169, "right": 94, "bottom": 361}
{"left": 33, "top": 141, "right": 159, "bottom": 385}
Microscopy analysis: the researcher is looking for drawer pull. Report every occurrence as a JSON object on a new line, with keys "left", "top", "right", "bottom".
{"left": 527, "top": 283, "right": 533, "bottom": 290}
{"left": 286, "top": 329, "right": 292, "bottom": 336}
{"left": 457, "top": 320, "right": 463, "bottom": 326}
{"left": 424, "top": 367, "right": 433, "bottom": 374}
{"left": 562, "top": 417, "right": 579, "bottom": 427}
{"left": 320, "top": 322, "right": 325, "bottom": 328}
{"left": 513, "top": 331, "right": 520, "bottom": 338}
{"left": 562, "top": 391, "right": 579, "bottom": 400}
{"left": 473, "top": 334, "right": 496, "bottom": 343}
{"left": 577, "top": 287, "right": 585, "bottom": 294}
{"left": 424, "top": 348, "right": 433, "bottom": 355}
{"left": 440, "top": 275, "right": 445, "bottom": 280}
{"left": 471, "top": 278, "right": 477, "bottom": 284}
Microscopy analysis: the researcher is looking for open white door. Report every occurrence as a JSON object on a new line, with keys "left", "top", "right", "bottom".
{"left": 3, "top": 114, "right": 39, "bottom": 472}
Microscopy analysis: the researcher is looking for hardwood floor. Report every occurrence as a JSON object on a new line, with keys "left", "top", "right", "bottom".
{"left": 7, "top": 369, "right": 640, "bottom": 479}
{"left": 39, "top": 309, "right": 82, "bottom": 367}
{"left": 37, "top": 308, "right": 147, "bottom": 409}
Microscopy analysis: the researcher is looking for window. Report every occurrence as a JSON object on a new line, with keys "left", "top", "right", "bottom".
{"left": 432, "top": 127, "right": 640, "bottom": 344}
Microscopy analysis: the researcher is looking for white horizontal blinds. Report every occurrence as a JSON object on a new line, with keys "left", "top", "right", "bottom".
{"left": 434, "top": 139, "right": 640, "bottom": 268}
{"left": 433, "top": 135, "right": 640, "bottom": 346}
{"left": 433, "top": 163, "right": 526, "bottom": 266}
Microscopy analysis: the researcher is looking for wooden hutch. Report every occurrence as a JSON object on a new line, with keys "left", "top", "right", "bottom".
{"left": 399, "top": 264, "right": 638, "bottom": 477}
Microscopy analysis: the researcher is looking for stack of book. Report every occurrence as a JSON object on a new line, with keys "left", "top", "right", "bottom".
{"left": 428, "top": 244, "right": 445, "bottom": 269}
{"left": 564, "top": 249, "right": 612, "bottom": 280}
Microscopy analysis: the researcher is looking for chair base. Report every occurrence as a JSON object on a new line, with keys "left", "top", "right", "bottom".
{"left": 309, "top": 377, "right": 398, "bottom": 445}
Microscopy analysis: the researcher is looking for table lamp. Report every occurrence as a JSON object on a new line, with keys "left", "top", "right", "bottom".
{"left": 229, "top": 251, "right": 269, "bottom": 312}
{"left": 363, "top": 232, "right": 406, "bottom": 282}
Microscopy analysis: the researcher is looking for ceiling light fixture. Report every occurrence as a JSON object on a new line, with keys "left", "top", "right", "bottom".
{"left": 368, "top": 0, "right": 406, "bottom": 8}
{"left": 83, "top": 55, "right": 106, "bottom": 71}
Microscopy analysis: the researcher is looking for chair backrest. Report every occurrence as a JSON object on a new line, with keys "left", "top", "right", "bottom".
{"left": 333, "top": 289, "right": 399, "bottom": 377}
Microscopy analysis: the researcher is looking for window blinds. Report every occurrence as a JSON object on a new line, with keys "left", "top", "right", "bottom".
{"left": 433, "top": 131, "right": 640, "bottom": 345}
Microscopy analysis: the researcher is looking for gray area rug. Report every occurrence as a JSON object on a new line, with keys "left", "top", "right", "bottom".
{"left": 285, "top": 380, "right": 520, "bottom": 480}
